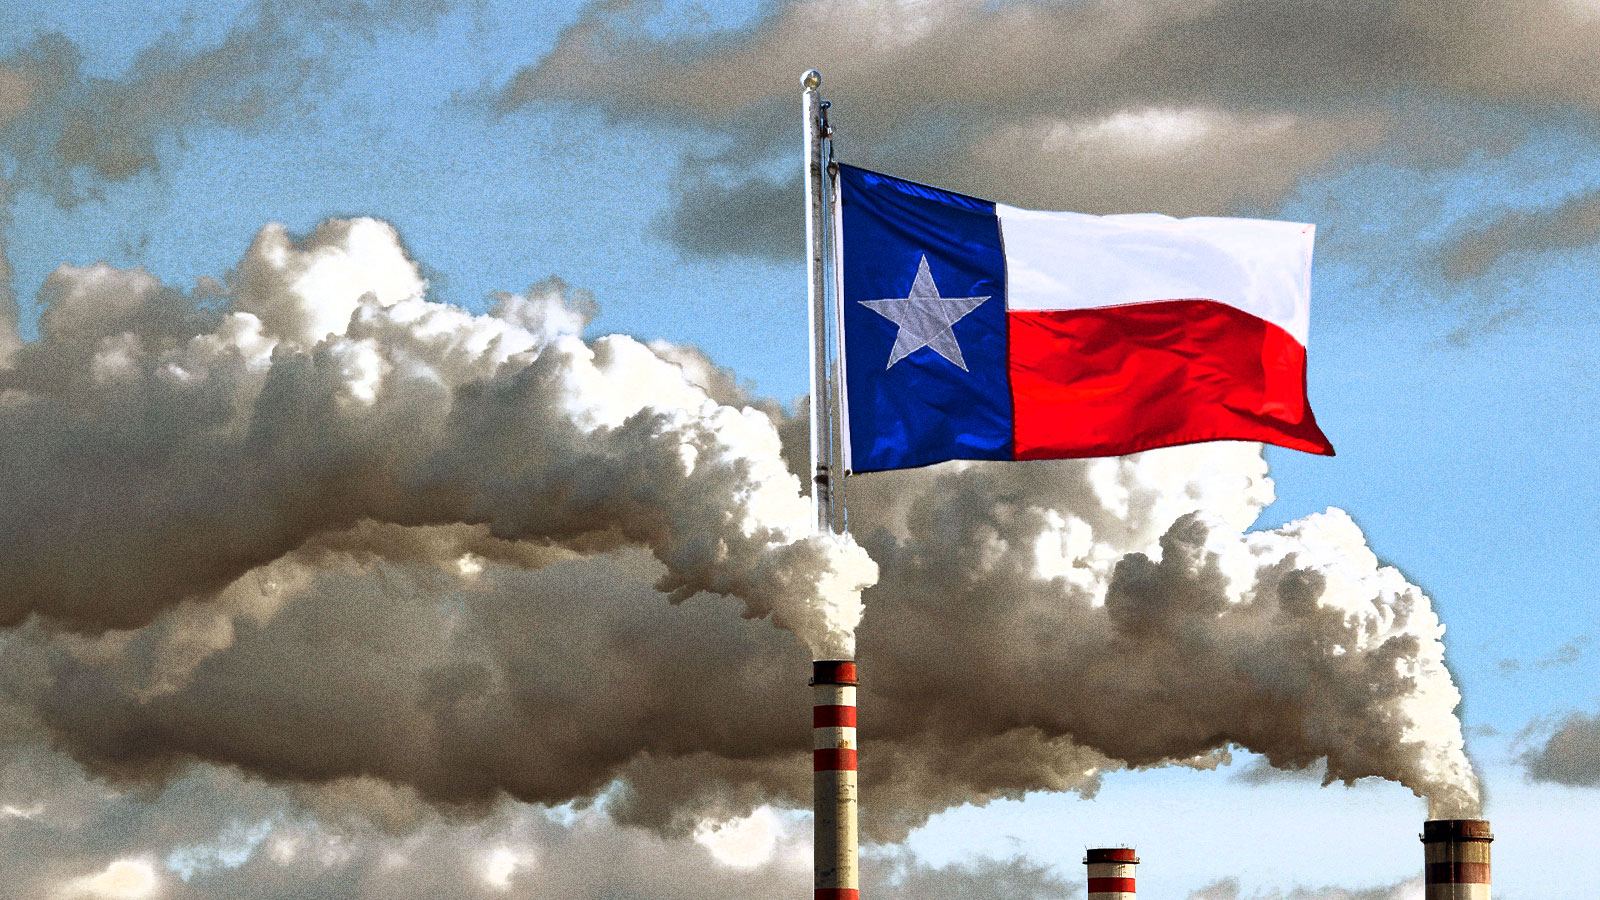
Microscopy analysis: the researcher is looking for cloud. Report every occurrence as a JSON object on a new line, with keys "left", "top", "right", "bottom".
{"left": 1441, "top": 187, "right": 1600, "bottom": 279}
{"left": 0, "top": 1, "right": 456, "bottom": 201}
{"left": 500, "top": 0, "right": 1600, "bottom": 258}
{"left": 1522, "top": 708, "right": 1600, "bottom": 786}
{"left": 58, "top": 859, "right": 159, "bottom": 899}
{"left": 1185, "top": 875, "right": 1423, "bottom": 900}
{"left": 0, "top": 186, "right": 18, "bottom": 366}
{"left": 1491, "top": 635, "right": 1591, "bottom": 678}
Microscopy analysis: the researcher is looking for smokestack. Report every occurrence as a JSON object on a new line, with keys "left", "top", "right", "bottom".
{"left": 1084, "top": 847, "right": 1138, "bottom": 900}
{"left": 813, "top": 660, "right": 858, "bottom": 900}
{"left": 1422, "top": 819, "right": 1492, "bottom": 899}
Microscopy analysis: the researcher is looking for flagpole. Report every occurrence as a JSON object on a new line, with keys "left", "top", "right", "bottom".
{"left": 803, "top": 68, "right": 833, "bottom": 536}
{"left": 804, "top": 69, "right": 859, "bottom": 900}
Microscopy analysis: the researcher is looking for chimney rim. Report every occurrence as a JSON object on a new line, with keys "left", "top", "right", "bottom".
{"left": 1421, "top": 818, "right": 1493, "bottom": 844}
{"left": 811, "top": 659, "right": 859, "bottom": 686}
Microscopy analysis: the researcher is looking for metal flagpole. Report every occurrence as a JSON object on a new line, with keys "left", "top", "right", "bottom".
{"left": 803, "top": 68, "right": 833, "bottom": 536}
{"left": 803, "top": 68, "right": 860, "bottom": 900}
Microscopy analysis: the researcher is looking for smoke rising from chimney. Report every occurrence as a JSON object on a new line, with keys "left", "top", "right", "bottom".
{"left": 0, "top": 216, "right": 1477, "bottom": 839}
{"left": 0, "top": 217, "right": 876, "bottom": 659}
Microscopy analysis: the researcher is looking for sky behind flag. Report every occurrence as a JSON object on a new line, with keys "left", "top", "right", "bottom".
{"left": 2, "top": 1, "right": 1599, "bottom": 898}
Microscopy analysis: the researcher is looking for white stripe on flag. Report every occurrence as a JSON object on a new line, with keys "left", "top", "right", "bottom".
{"left": 995, "top": 204, "right": 1315, "bottom": 345}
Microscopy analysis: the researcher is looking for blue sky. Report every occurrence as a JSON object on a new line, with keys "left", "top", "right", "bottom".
{"left": 2, "top": 1, "right": 1598, "bottom": 898}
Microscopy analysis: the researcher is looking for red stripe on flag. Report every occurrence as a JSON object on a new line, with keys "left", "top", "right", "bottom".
{"left": 814, "top": 748, "right": 858, "bottom": 771}
{"left": 813, "top": 705, "right": 858, "bottom": 728}
{"left": 1007, "top": 300, "right": 1334, "bottom": 459}
{"left": 1088, "top": 877, "right": 1136, "bottom": 893}
{"left": 1426, "top": 862, "right": 1490, "bottom": 884}
{"left": 815, "top": 891, "right": 860, "bottom": 900}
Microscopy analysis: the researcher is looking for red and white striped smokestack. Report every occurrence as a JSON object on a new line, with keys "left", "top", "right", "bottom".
{"left": 1422, "top": 819, "right": 1492, "bottom": 900}
{"left": 1085, "top": 848, "right": 1138, "bottom": 900}
{"left": 813, "top": 660, "right": 859, "bottom": 900}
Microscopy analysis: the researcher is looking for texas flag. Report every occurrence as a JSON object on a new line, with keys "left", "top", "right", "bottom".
{"left": 833, "top": 163, "right": 1334, "bottom": 473}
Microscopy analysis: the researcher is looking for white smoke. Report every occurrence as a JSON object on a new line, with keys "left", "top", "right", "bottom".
{"left": 841, "top": 441, "right": 1481, "bottom": 819}
{"left": 0, "top": 215, "right": 1476, "bottom": 843}
{"left": 0, "top": 216, "right": 875, "bottom": 659}
{"left": 0, "top": 741, "right": 1076, "bottom": 900}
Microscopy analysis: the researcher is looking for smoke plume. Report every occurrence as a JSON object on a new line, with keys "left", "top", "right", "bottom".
{"left": 0, "top": 216, "right": 875, "bottom": 657}
{"left": 0, "top": 739, "right": 1076, "bottom": 900}
{"left": 0, "top": 215, "right": 1477, "bottom": 847}
{"left": 838, "top": 444, "right": 1481, "bottom": 820}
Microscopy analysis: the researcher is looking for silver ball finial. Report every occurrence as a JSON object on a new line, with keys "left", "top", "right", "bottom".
{"left": 801, "top": 69, "right": 821, "bottom": 89}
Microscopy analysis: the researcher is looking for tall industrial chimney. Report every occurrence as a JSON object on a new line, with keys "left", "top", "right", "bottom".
{"left": 1085, "top": 847, "right": 1138, "bottom": 900}
{"left": 1422, "top": 819, "right": 1492, "bottom": 900}
{"left": 813, "top": 660, "right": 859, "bottom": 900}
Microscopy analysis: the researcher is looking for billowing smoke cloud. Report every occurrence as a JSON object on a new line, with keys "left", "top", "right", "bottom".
{"left": 501, "top": 0, "right": 1600, "bottom": 259}
{"left": 0, "top": 214, "right": 1479, "bottom": 840}
{"left": 840, "top": 448, "right": 1480, "bottom": 819}
{"left": 0, "top": 216, "right": 875, "bottom": 657}
{"left": 0, "top": 733, "right": 1076, "bottom": 900}
{"left": 0, "top": 216, "right": 1472, "bottom": 832}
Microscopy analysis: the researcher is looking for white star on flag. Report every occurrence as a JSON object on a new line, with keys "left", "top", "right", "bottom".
{"left": 860, "top": 254, "right": 991, "bottom": 371}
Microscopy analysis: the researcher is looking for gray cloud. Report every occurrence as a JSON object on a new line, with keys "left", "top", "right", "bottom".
{"left": 0, "top": 186, "right": 17, "bottom": 366}
{"left": 500, "top": 0, "right": 1600, "bottom": 259}
{"left": 1541, "top": 636, "right": 1592, "bottom": 668}
{"left": 1442, "top": 187, "right": 1600, "bottom": 279}
{"left": 1522, "top": 709, "right": 1600, "bottom": 786}
{"left": 1185, "top": 875, "right": 1423, "bottom": 900}
{"left": 0, "top": 1, "right": 456, "bottom": 201}
{"left": 659, "top": 173, "right": 801, "bottom": 260}
{"left": 1491, "top": 636, "right": 1591, "bottom": 678}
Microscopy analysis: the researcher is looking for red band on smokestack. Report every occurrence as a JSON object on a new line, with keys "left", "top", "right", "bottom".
{"left": 1426, "top": 862, "right": 1490, "bottom": 884}
{"left": 815, "top": 890, "right": 860, "bottom": 900}
{"left": 1088, "top": 877, "right": 1136, "bottom": 893}
{"left": 1422, "top": 818, "right": 1492, "bottom": 896}
{"left": 814, "top": 748, "right": 858, "bottom": 771}
{"left": 1086, "top": 848, "right": 1139, "bottom": 863}
{"left": 812, "top": 660, "right": 858, "bottom": 685}
{"left": 814, "top": 705, "right": 857, "bottom": 727}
